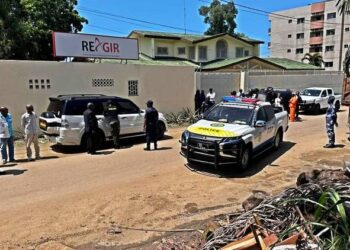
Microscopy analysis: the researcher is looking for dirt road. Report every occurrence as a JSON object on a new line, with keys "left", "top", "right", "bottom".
{"left": 1, "top": 111, "right": 350, "bottom": 249}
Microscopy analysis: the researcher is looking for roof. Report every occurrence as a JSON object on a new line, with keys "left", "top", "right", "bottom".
{"left": 199, "top": 56, "right": 324, "bottom": 71}
{"left": 51, "top": 95, "right": 127, "bottom": 101}
{"left": 129, "top": 30, "right": 264, "bottom": 45}
{"left": 264, "top": 58, "right": 323, "bottom": 70}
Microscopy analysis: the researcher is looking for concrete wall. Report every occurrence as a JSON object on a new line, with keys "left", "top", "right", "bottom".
{"left": 245, "top": 70, "right": 344, "bottom": 93}
{"left": 0, "top": 60, "right": 195, "bottom": 130}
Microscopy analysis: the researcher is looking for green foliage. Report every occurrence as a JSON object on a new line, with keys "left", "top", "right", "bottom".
{"left": 165, "top": 108, "right": 198, "bottom": 126}
{"left": 337, "top": 0, "right": 350, "bottom": 14}
{"left": 302, "top": 53, "right": 324, "bottom": 67}
{"left": 199, "top": 0, "right": 238, "bottom": 35}
{"left": 0, "top": 0, "right": 87, "bottom": 60}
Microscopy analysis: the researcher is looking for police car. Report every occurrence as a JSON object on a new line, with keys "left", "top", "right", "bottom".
{"left": 180, "top": 97, "right": 289, "bottom": 170}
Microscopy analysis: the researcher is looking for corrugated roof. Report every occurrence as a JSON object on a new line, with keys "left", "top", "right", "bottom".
{"left": 265, "top": 58, "right": 323, "bottom": 70}
{"left": 201, "top": 57, "right": 253, "bottom": 70}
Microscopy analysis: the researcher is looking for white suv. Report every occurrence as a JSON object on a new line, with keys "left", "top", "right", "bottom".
{"left": 39, "top": 94, "right": 168, "bottom": 148}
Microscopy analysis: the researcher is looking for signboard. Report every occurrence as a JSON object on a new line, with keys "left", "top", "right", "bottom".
{"left": 52, "top": 32, "right": 139, "bottom": 60}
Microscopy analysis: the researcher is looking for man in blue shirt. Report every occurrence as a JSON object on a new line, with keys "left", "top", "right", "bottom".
{"left": 324, "top": 96, "right": 338, "bottom": 148}
{"left": 0, "top": 107, "right": 15, "bottom": 162}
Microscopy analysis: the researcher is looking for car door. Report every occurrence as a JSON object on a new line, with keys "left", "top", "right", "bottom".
{"left": 320, "top": 90, "right": 328, "bottom": 109}
{"left": 263, "top": 106, "right": 276, "bottom": 142}
{"left": 116, "top": 100, "right": 143, "bottom": 135}
{"left": 254, "top": 107, "right": 269, "bottom": 148}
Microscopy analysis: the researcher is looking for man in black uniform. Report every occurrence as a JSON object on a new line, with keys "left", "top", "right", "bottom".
{"left": 144, "top": 100, "right": 159, "bottom": 151}
{"left": 83, "top": 103, "right": 99, "bottom": 154}
{"left": 104, "top": 100, "right": 120, "bottom": 149}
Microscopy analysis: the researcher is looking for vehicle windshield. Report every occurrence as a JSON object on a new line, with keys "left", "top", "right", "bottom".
{"left": 47, "top": 100, "right": 65, "bottom": 117}
{"left": 204, "top": 106, "right": 254, "bottom": 125}
{"left": 301, "top": 89, "right": 321, "bottom": 97}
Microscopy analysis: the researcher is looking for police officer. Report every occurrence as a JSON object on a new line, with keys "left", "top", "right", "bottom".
{"left": 104, "top": 100, "right": 120, "bottom": 149}
{"left": 144, "top": 100, "right": 159, "bottom": 151}
{"left": 324, "top": 96, "right": 338, "bottom": 148}
{"left": 83, "top": 103, "right": 99, "bottom": 154}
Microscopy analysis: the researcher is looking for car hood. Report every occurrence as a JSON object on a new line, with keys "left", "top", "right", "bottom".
{"left": 300, "top": 95, "right": 318, "bottom": 103}
{"left": 187, "top": 119, "right": 251, "bottom": 138}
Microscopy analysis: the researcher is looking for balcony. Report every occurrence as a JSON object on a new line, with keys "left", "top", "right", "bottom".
{"left": 310, "top": 36, "right": 323, "bottom": 45}
{"left": 311, "top": 2, "right": 325, "bottom": 14}
{"left": 311, "top": 20, "right": 324, "bottom": 29}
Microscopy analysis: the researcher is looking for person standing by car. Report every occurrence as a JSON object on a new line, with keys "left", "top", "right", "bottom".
{"left": 83, "top": 103, "right": 99, "bottom": 154}
{"left": 289, "top": 94, "right": 298, "bottom": 122}
{"left": 324, "top": 96, "right": 338, "bottom": 148}
{"left": 21, "top": 105, "right": 40, "bottom": 161}
{"left": 206, "top": 88, "right": 216, "bottom": 107}
{"left": 0, "top": 107, "right": 15, "bottom": 163}
{"left": 144, "top": 100, "right": 159, "bottom": 151}
{"left": 194, "top": 90, "right": 201, "bottom": 115}
{"left": 296, "top": 91, "right": 303, "bottom": 120}
{"left": 104, "top": 101, "right": 120, "bottom": 149}
{"left": 274, "top": 93, "right": 283, "bottom": 110}
{"left": 0, "top": 111, "right": 10, "bottom": 165}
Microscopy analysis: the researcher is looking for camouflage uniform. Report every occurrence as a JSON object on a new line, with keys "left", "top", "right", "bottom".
{"left": 326, "top": 102, "right": 337, "bottom": 146}
{"left": 104, "top": 103, "right": 120, "bottom": 149}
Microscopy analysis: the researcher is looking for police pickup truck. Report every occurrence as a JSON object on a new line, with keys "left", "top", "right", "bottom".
{"left": 180, "top": 97, "right": 289, "bottom": 170}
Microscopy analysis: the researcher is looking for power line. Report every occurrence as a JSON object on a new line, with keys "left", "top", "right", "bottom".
{"left": 87, "top": 24, "right": 127, "bottom": 35}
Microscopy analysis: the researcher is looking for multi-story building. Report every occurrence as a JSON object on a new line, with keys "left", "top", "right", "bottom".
{"left": 269, "top": 0, "right": 350, "bottom": 71}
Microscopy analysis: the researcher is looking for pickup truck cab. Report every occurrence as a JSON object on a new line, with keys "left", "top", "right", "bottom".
{"left": 39, "top": 94, "right": 168, "bottom": 148}
{"left": 300, "top": 87, "right": 341, "bottom": 114}
{"left": 180, "top": 98, "right": 289, "bottom": 170}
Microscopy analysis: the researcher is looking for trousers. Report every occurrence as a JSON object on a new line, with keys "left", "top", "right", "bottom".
{"left": 326, "top": 123, "right": 335, "bottom": 145}
{"left": 25, "top": 134, "right": 40, "bottom": 158}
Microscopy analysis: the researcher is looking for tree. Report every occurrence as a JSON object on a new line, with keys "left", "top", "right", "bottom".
{"left": 336, "top": 0, "right": 350, "bottom": 70}
{"left": 0, "top": 0, "right": 87, "bottom": 60}
{"left": 199, "top": 0, "right": 238, "bottom": 35}
{"left": 302, "top": 53, "right": 324, "bottom": 67}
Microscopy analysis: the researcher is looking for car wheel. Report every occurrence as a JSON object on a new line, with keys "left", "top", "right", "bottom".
{"left": 313, "top": 104, "right": 321, "bottom": 115}
{"left": 335, "top": 101, "right": 340, "bottom": 111}
{"left": 273, "top": 130, "right": 282, "bottom": 150}
{"left": 157, "top": 122, "right": 165, "bottom": 140}
{"left": 239, "top": 146, "right": 251, "bottom": 170}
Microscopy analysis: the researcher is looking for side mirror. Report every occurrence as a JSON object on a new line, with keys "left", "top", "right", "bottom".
{"left": 255, "top": 120, "right": 266, "bottom": 127}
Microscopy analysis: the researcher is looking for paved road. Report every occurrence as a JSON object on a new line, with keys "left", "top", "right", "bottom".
{"left": 0, "top": 111, "right": 350, "bottom": 249}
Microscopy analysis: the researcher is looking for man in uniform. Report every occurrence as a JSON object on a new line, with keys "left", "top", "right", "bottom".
{"left": 324, "top": 96, "right": 338, "bottom": 148}
{"left": 144, "top": 100, "right": 159, "bottom": 151}
{"left": 104, "top": 100, "right": 120, "bottom": 149}
{"left": 83, "top": 103, "right": 99, "bottom": 154}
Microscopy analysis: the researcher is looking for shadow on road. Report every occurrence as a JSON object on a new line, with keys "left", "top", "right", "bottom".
{"left": 155, "top": 147, "right": 173, "bottom": 151}
{"left": 185, "top": 141, "right": 296, "bottom": 179}
{"left": 50, "top": 135, "right": 174, "bottom": 154}
{"left": 0, "top": 169, "right": 27, "bottom": 176}
{"left": 15, "top": 156, "right": 59, "bottom": 163}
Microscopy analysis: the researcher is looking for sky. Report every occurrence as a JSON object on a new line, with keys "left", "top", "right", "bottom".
{"left": 77, "top": 0, "right": 328, "bottom": 57}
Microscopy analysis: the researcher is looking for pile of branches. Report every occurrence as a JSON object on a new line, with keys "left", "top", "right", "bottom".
{"left": 202, "top": 179, "right": 350, "bottom": 250}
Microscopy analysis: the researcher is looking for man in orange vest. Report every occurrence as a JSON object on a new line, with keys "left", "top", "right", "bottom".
{"left": 289, "top": 93, "right": 298, "bottom": 122}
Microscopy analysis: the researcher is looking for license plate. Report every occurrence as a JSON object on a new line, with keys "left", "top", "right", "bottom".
{"left": 198, "top": 143, "right": 208, "bottom": 150}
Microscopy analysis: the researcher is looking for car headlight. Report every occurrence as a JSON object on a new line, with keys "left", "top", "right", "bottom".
{"left": 220, "top": 137, "right": 241, "bottom": 149}
{"left": 181, "top": 130, "right": 190, "bottom": 144}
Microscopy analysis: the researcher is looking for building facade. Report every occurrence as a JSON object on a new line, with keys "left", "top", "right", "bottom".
{"left": 269, "top": 0, "right": 350, "bottom": 71}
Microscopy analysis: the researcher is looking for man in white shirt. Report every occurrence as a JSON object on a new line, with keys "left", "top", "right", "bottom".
{"left": 206, "top": 88, "right": 216, "bottom": 106}
{"left": 21, "top": 105, "right": 40, "bottom": 161}
{"left": 0, "top": 114, "right": 10, "bottom": 165}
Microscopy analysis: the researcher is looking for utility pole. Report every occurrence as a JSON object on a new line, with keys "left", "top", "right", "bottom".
{"left": 184, "top": 0, "right": 187, "bottom": 34}
{"left": 339, "top": 11, "right": 346, "bottom": 71}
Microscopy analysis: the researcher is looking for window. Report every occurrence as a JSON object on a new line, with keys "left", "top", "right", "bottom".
{"left": 325, "top": 45, "right": 335, "bottom": 52}
{"left": 327, "top": 12, "right": 336, "bottom": 19}
{"left": 29, "top": 79, "right": 33, "bottom": 89}
{"left": 345, "top": 44, "right": 349, "bottom": 48}
{"left": 288, "top": 19, "right": 292, "bottom": 23}
{"left": 296, "top": 48, "right": 304, "bottom": 54}
{"left": 128, "top": 80, "right": 138, "bottom": 96}
{"left": 325, "top": 61, "right": 334, "bottom": 67}
{"left": 117, "top": 100, "right": 140, "bottom": 114}
{"left": 198, "top": 46, "right": 207, "bottom": 60}
{"left": 309, "top": 45, "right": 323, "bottom": 53}
{"left": 188, "top": 46, "right": 195, "bottom": 60}
{"left": 310, "top": 29, "right": 323, "bottom": 37}
{"left": 311, "top": 14, "right": 324, "bottom": 22}
{"left": 65, "top": 100, "right": 91, "bottom": 116}
{"left": 177, "top": 47, "right": 186, "bottom": 55}
{"left": 327, "top": 89, "right": 333, "bottom": 95}
{"left": 41, "top": 79, "right": 45, "bottom": 89}
{"left": 257, "top": 108, "right": 267, "bottom": 122}
{"left": 264, "top": 106, "right": 275, "bottom": 121}
{"left": 297, "top": 33, "right": 304, "bottom": 39}
{"left": 326, "top": 29, "right": 335, "bottom": 36}
{"left": 297, "top": 18, "right": 305, "bottom": 24}
{"left": 157, "top": 47, "right": 168, "bottom": 55}
{"left": 236, "top": 47, "right": 244, "bottom": 58}
{"left": 268, "top": 42, "right": 271, "bottom": 47}
{"left": 288, "top": 34, "right": 292, "bottom": 38}
{"left": 287, "top": 49, "right": 291, "bottom": 53}
{"left": 321, "top": 90, "right": 327, "bottom": 97}
{"left": 216, "top": 39, "right": 228, "bottom": 59}
{"left": 92, "top": 79, "right": 114, "bottom": 87}
{"left": 244, "top": 50, "right": 250, "bottom": 57}
{"left": 46, "top": 79, "right": 51, "bottom": 89}
{"left": 346, "top": 27, "right": 350, "bottom": 32}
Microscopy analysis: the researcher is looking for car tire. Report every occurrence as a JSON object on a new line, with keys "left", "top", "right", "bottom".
{"left": 239, "top": 146, "right": 251, "bottom": 170}
{"left": 273, "top": 130, "right": 283, "bottom": 150}
{"left": 157, "top": 122, "right": 165, "bottom": 140}
{"left": 313, "top": 104, "right": 321, "bottom": 115}
{"left": 335, "top": 101, "right": 341, "bottom": 111}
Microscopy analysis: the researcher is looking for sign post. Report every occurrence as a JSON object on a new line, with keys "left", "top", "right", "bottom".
{"left": 52, "top": 32, "right": 139, "bottom": 60}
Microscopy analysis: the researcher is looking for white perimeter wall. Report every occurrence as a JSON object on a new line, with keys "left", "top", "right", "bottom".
{"left": 0, "top": 60, "right": 195, "bottom": 130}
